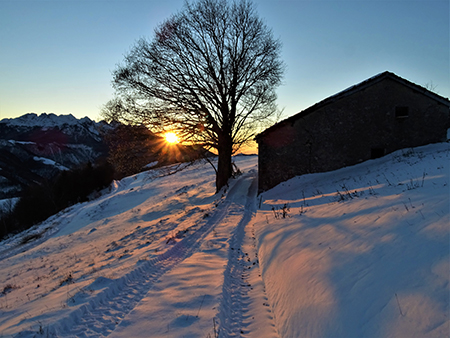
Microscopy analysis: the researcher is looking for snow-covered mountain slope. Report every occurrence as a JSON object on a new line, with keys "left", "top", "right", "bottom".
{"left": 0, "top": 143, "right": 448, "bottom": 337}
{"left": 0, "top": 113, "right": 110, "bottom": 199}
{"left": 0, "top": 113, "right": 105, "bottom": 141}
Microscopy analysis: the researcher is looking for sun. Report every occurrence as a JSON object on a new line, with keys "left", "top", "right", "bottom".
{"left": 164, "top": 132, "right": 179, "bottom": 144}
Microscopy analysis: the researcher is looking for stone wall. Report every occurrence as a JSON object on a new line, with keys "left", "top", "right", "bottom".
{"left": 258, "top": 77, "right": 449, "bottom": 192}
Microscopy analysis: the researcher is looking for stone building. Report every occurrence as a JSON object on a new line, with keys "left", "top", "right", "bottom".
{"left": 256, "top": 71, "right": 450, "bottom": 192}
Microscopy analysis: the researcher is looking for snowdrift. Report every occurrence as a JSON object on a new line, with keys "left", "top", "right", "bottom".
{"left": 256, "top": 143, "right": 449, "bottom": 338}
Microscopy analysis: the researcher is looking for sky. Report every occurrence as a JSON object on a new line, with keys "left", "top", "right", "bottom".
{"left": 0, "top": 0, "right": 448, "bottom": 122}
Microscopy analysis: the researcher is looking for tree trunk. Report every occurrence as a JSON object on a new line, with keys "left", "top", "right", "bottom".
{"left": 216, "top": 134, "right": 233, "bottom": 193}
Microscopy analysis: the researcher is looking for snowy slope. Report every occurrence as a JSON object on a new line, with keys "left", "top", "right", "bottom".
{"left": 256, "top": 143, "right": 449, "bottom": 338}
{"left": 0, "top": 144, "right": 448, "bottom": 338}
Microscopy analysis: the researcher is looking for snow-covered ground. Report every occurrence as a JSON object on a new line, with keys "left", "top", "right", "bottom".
{"left": 0, "top": 198, "right": 20, "bottom": 213}
{"left": 33, "top": 157, "right": 69, "bottom": 171}
{"left": 0, "top": 144, "right": 448, "bottom": 337}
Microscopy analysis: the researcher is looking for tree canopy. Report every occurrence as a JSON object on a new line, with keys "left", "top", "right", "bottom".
{"left": 112, "top": 0, "right": 284, "bottom": 191}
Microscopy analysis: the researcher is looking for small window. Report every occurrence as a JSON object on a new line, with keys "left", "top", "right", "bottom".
{"left": 395, "top": 106, "right": 409, "bottom": 119}
{"left": 371, "top": 148, "right": 385, "bottom": 159}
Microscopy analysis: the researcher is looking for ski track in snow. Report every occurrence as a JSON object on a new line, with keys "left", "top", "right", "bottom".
{"left": 1, "top": 146, "right": 448, "bottom": 338}
{"left": 17, "top": 170, "right": 260, "bottom": 338}
{"left": 0, "top": 163, "right": 196, "bottom": 264}
{"left": 217, "top": 171, "right": 279, "bottom": 338}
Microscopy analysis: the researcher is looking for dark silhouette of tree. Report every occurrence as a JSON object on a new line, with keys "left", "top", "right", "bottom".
{"left": 112, "top": 0, "right": 284, "bottom": 191}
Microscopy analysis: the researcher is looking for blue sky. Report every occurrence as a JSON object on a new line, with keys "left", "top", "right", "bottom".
{"left": 0, "top": 0, "right": 448, "bottom": 122}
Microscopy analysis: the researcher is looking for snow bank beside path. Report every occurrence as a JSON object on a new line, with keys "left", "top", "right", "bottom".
{"left": 255, "top": 143, "right": 449, "bottom": 338}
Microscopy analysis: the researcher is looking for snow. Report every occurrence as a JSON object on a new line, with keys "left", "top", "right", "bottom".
{"left": 1, "top": 113, "right": 79, "bottom": 127}
{"left": 0, "top": 198, "right": 20, "bottom": 212}
{"left": 8, "top": 140, "right": 36, "bottom": 145}
{"left": 33, "top": 156, "right": 69, "bottom": 171}
{"left": 0, "top": 144, "right": 448, "bottom": 338}
{"left": 0, "top": 113, "right": 103, "bottom": 130}
{"left": 256, "top": 143, "right": 449, "bottom": 338}
{"left": 145, "top": 161, "right": 159, "bottom": 168}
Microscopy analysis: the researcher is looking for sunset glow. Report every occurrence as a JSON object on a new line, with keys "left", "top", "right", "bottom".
{"left": 164, "top": 132, "right": 179, "bottom": 144}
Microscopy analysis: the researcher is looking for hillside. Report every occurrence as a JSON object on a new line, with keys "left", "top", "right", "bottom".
{"left": 0, "top": 143, "right": 448, "bottom": 337}
{"left": 0, "top": 113, "right": 213, "bottom": 201}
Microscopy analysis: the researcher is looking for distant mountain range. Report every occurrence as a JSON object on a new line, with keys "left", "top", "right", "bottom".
{"left": 0, "top": 113, "right": 214, "bottom": 201}
{"left": 0, "top": 113, "right": 111, "bottom": 199}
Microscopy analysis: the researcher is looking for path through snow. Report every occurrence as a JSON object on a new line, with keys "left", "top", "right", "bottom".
{"left": 108, "top": 169, "right": 278, "bottom": 338}
{"left": 2, "top": 157, "right": 278, "bottom": 338}
{"left": 1, "top": 145, "right": 447, "bottom": 338}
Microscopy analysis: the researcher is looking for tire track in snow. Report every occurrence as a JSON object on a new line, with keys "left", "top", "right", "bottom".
{"left": 217, "top": 171, "right": 279, "bottom": 337}
{"left": 23, "top": 172, "right": 255, "bottom": 338}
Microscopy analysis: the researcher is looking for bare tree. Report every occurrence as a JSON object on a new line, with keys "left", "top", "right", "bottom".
{"left": 113, "top": 0, "right": 284, "bottom": 191}
{"left": 424, "top": 81, "right": 439, "bottom": 94}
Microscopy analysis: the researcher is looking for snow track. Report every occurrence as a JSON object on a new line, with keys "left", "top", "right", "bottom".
{"left": 2, "top": 146, "right": 448, "bottom": 337}
{"left": 217, "top": 171, "right": 279, "bottom": 338}
{"left": 19, "top": 171, "right": 260, "bottom": 338}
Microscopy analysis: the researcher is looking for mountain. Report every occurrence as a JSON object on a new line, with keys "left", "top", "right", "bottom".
{"left": 0, "top": 113, "right": 110, "bottom": 199}
{"left": 0, "top": 113, "right": 213, "bottom": 200}
{"left": 0, "top": 143, "right": 447, "bottom": 337}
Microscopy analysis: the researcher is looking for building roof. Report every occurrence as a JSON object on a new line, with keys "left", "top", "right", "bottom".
{"left": 256, "top": 71, "right": 450, "bottom": 141}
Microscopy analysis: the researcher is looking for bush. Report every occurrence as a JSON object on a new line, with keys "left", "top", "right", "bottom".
{"left": 104, "top": 124, "right": 159, "bottom": 179}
